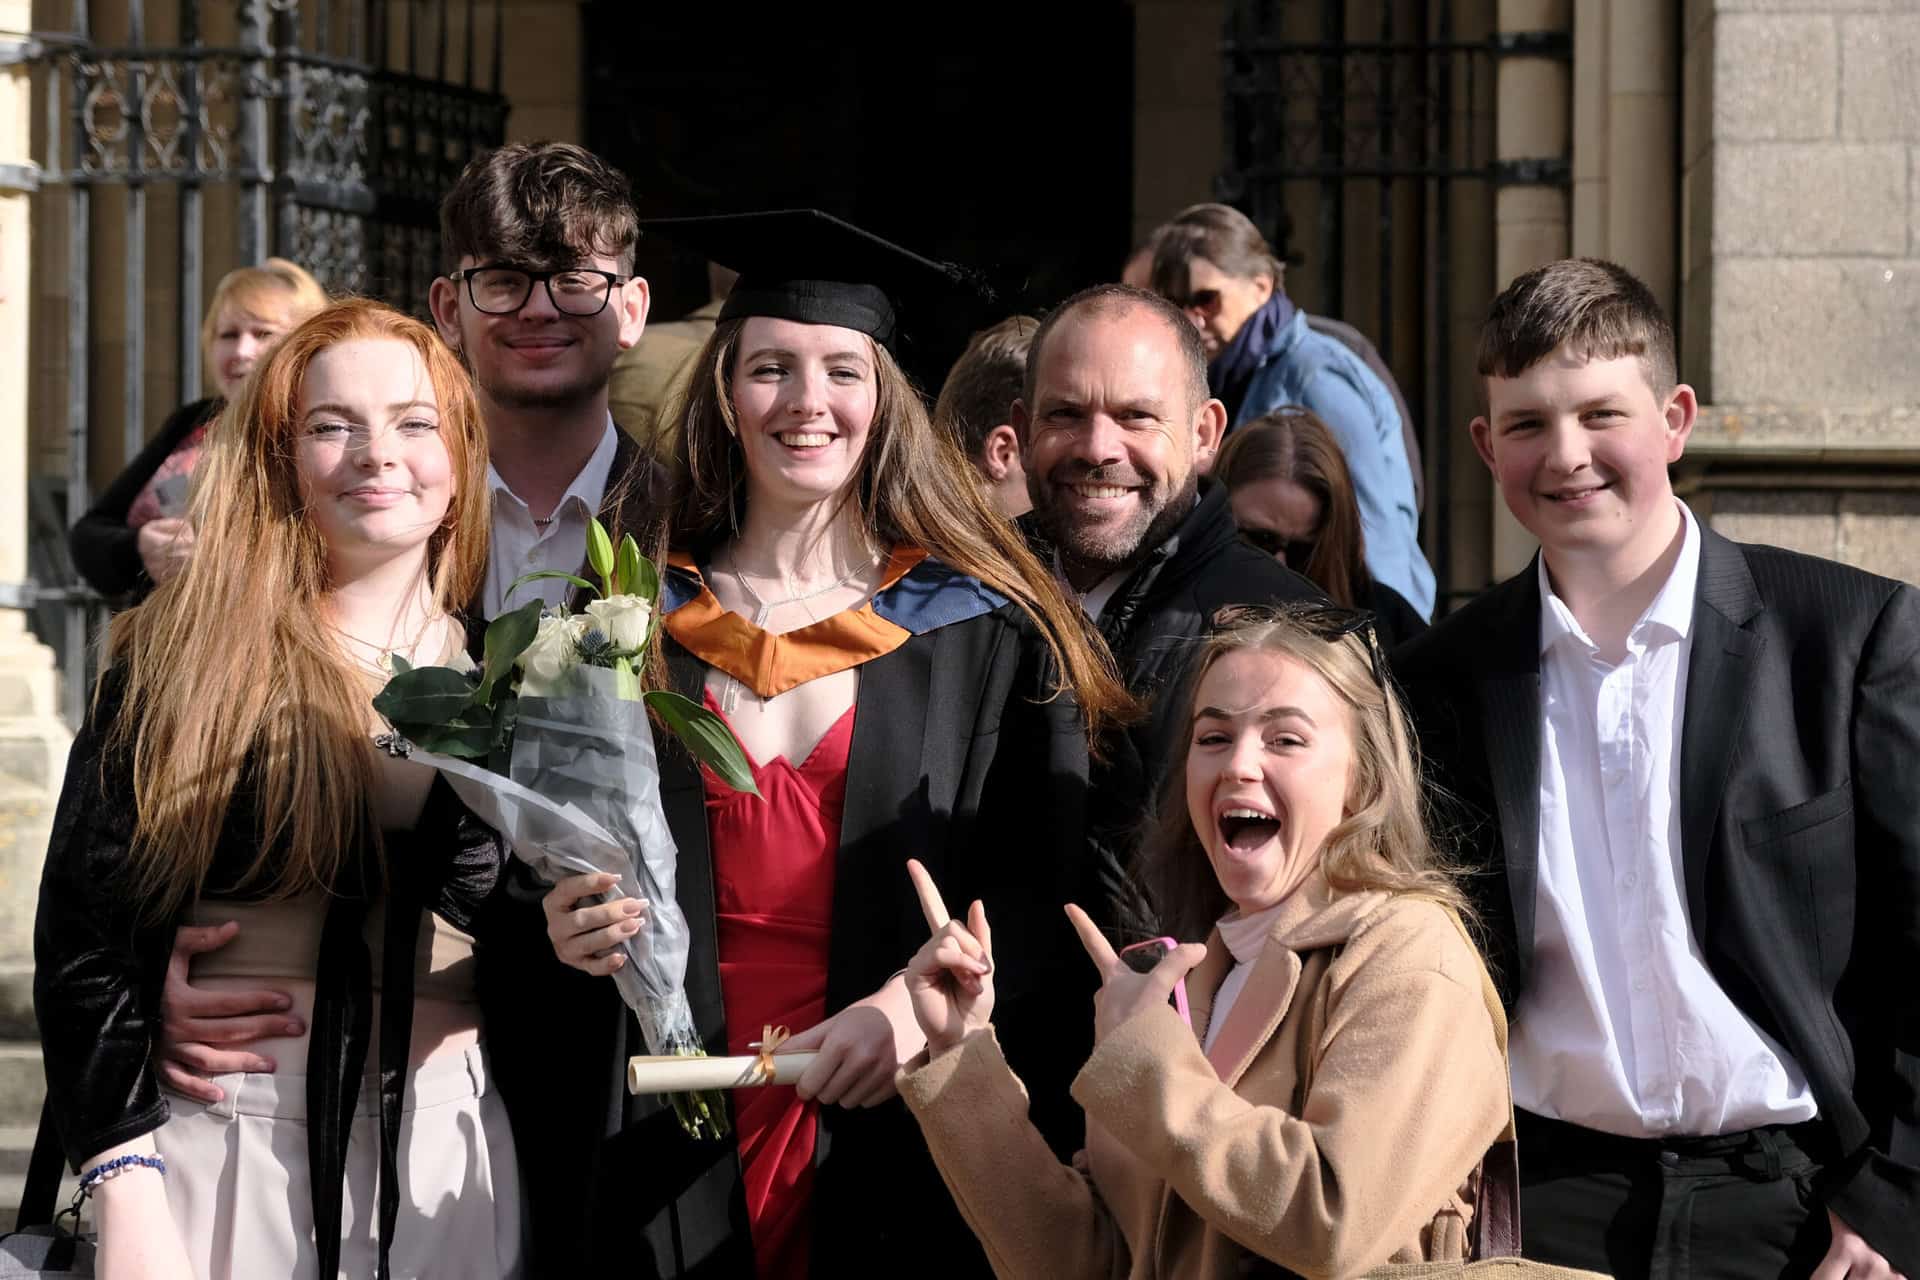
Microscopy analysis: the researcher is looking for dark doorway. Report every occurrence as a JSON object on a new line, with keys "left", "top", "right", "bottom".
{"left": 583, "top": 4, "right": 1135, "bottom": 386}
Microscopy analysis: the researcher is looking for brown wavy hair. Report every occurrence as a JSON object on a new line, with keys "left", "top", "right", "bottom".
{"left": 1142, "top": 608, "right": 1470, "bottom": 943}
{"left": 103, "top": 298, "right": 490, "bottom": 919}
{"left": 1213, "top": 407, "right": 1369, "bottom": 608}
{"left": 667, "top": 318, "right": 1136, "bottom": 737}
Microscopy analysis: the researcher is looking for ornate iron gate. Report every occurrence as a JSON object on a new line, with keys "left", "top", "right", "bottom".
{"left": 1216, "top": 0, "right": 1499, "bottom": 604}
{"left": 19, "top": 0, "right": 506, "bottom": 727}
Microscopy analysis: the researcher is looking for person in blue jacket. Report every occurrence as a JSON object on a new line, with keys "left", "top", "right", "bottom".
{"left": 1148, "top": 203, "right": 1434, "bottom": 619}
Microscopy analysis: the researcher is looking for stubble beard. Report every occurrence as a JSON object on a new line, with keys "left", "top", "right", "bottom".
{"left": 1039, "top": 470, "right": 1200, "bottom": 587}
{"left": 481, "top": 365, "right": 609, "bottom": 413}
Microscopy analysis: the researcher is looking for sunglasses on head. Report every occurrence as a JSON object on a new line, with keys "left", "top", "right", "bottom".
{"left": 1211, "top": 600, "right": 1391, "bottom": 691}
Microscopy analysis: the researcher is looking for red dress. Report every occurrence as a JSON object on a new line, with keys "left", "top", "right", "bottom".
{"left": 702, "top": 690, "right": 854, "bottom": 1280}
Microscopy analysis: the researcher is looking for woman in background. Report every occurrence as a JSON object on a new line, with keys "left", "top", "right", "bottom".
{"left": 68, "top": 257, "right": 327, "bottom": 601}
{"left": 1214, "top": 406, "right": 1427, "bottom": 648}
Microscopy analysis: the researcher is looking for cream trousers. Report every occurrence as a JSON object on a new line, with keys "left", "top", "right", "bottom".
{"left": 154, "top": 1042, "right": 524, "bottom": 1279}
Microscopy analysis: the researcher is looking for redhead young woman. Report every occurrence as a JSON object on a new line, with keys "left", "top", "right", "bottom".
{"left": 35, "top": 299, "right": 520, "bottom": 1279}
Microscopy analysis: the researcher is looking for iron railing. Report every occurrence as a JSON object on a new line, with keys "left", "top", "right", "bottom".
{"left": 1218, "top": 0, "right": 1503, "bottom": 606}
{"left": 18, "top": 0, "right": 506, "bottom": 728}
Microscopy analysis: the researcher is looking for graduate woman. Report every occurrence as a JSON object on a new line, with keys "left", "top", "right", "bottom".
{"left": 524, "top": 211, "right": 1132, "bottom": 1277}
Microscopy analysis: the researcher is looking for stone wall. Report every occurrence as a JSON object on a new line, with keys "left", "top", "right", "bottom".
{"left": 1680, "top": 0, "right": 1920, "bottom": 586}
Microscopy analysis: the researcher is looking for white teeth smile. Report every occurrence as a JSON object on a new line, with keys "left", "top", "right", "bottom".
{"left": 778, "top": 432, "right": 833, "bottom": 448}
{"left": 1072, "top": 484, "right": 1130, "bottom": 499}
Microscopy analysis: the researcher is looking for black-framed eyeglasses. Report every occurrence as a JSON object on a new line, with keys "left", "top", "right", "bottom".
{"left": 1239, "top": 527, "right": 1317, "bottom": 572}
{"left": 1212, "top": 600, "right": 1390, "bottom": 689}
{"left": 447, "top": 262, "right": 632, "bottom": 317}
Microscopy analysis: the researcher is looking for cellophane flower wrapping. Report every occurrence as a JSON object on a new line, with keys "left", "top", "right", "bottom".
{"left": 411, "top": 663, "right": 700, "bottom": 1058}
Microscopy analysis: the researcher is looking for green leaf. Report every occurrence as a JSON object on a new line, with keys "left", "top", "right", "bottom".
{"left": 645, "top": 689, "right": 759, "bottom": 797}
{"left": 504, "top": 569, "right": 598, "bottom": 605}
{"left": 587, "top": 518, "right": 615, "bottom": 595}
{"left": 477, "top": 600, "right": 542, "bottom": 702}
{"left": 403, "top": 716, "right": 495, "bottom": 758}
{"left": 372, "top": 664, "right": 480, "bottom": 725}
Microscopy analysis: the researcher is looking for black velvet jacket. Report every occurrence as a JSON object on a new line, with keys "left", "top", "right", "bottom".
{"left": 32, "top": 670, "right": 505, "bottom": 1277}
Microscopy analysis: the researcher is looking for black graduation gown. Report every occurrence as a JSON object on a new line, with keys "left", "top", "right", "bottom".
{"left": 479, "top": 556, "right": 1093, "bottom": 1277}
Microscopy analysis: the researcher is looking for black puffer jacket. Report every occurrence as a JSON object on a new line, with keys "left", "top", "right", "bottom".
{"left": 1076, "top": 480, "right": 1322, "bottom": 929}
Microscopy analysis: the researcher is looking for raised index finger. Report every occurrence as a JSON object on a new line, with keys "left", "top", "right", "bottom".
{"left": 905, "top": 858, "right": 950, "bottom": 931}
{"left": 1063, "top": 903, "right": 1121, "bottom": 976}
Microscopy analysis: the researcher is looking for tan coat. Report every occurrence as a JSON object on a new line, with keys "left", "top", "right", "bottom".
{"left": 898, "top": 880, "right": 1509, "bottom": 1280}
{"left": 607, "top": 298, "right": 724, "bottom": 451}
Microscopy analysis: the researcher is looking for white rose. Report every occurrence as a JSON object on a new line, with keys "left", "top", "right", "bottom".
{"left": 516, "top": 611, "right": 585, "bottom": 697}
{"left": 584, "top": 594, "right": 652, "bottom": 652}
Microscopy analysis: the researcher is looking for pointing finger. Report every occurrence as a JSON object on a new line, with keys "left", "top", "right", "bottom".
{"left": 906, "top": 858, "right": 951, "bottom": 931}
{"left": 1064, "top": 903, "right": 1120, "bottom": 976}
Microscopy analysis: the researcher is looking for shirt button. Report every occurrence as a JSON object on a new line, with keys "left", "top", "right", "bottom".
{"left": 526, "top": 551, "right": 539, "bottom": 564}
{"left": 1634, "top": 977, "right": 1650, "bottom": 993}
{"left": 1622, "top": 872, "right": 1639, "bottom": 889}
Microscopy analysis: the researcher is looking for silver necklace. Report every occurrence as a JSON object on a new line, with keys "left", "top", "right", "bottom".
{"left": 717, "top": 547, "right": 879, "bottom": 714}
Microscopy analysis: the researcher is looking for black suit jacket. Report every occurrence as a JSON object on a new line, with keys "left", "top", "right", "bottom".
{"left": 1394, "top": 526, "right": 1920, "bottom": 1273}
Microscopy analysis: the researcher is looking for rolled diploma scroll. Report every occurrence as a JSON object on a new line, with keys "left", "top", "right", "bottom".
{"left": 627, "top": 1052, "right": 820, "bottom": 1094}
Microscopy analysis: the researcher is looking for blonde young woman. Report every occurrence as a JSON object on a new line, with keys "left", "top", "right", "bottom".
{"left": 525, "top": 210, "right": 1134, "bottom": 1278}
{"left": 34, "top": 300, "right": 520, "bottom": 1278}
{"left": 68, "top": 257, "right": 328, "bottom": 601}
{"left": 898, "top": 607, "right": 1511, "bottom": 1279}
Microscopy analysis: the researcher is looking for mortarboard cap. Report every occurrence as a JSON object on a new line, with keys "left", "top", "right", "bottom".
{"left": 637, "top": 209, "right": 987, "bottom": 351}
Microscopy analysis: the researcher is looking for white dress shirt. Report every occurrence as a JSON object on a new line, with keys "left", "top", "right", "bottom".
{"left": 1511, "top": 502, "right": 1817, "bottom": 1137}
{"left": 481, "top": 418, "right": 620, "bottom": 619}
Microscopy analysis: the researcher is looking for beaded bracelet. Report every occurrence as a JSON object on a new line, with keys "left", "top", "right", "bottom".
{"left": 77, "top": 1153, "right": 166, "bottom": 1197}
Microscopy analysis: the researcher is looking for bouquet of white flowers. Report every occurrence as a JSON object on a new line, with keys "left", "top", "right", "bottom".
{"left": 372, "top": 518, "right": 754, "bottom": 1140}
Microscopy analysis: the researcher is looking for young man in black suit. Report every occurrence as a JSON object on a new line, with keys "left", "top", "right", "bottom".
{"left": 1396, "top": 259, "right": 1918, "bottom": 1280}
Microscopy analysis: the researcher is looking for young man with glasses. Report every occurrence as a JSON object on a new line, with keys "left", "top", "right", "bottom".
{"left": 146, "top": 141, "right": 668, "bottom": 1271}
{"left": 427, "top": 141, "right": 659, "bottom": 618}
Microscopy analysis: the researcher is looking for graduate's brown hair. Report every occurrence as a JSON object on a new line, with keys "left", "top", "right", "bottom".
{"left": 669, "top": 318, "right": 1136, "bottom": 738}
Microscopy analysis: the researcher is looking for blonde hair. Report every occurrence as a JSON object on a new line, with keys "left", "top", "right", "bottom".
{"left": 665, "top": 318, "right": 1136, "bottom": 738}
{"left": 1142, "top": 607, "right": 1469, "bottom": 941}
{"left": 199, "top": 258, "right": 330, "bottom": 391}
{"left": 105, "top": 298, "right": 489, "bottom": 920}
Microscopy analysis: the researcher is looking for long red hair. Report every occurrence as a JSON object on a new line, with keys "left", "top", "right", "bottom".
{"left": 105, "top": 298, "right": 489, "bottom": 918}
